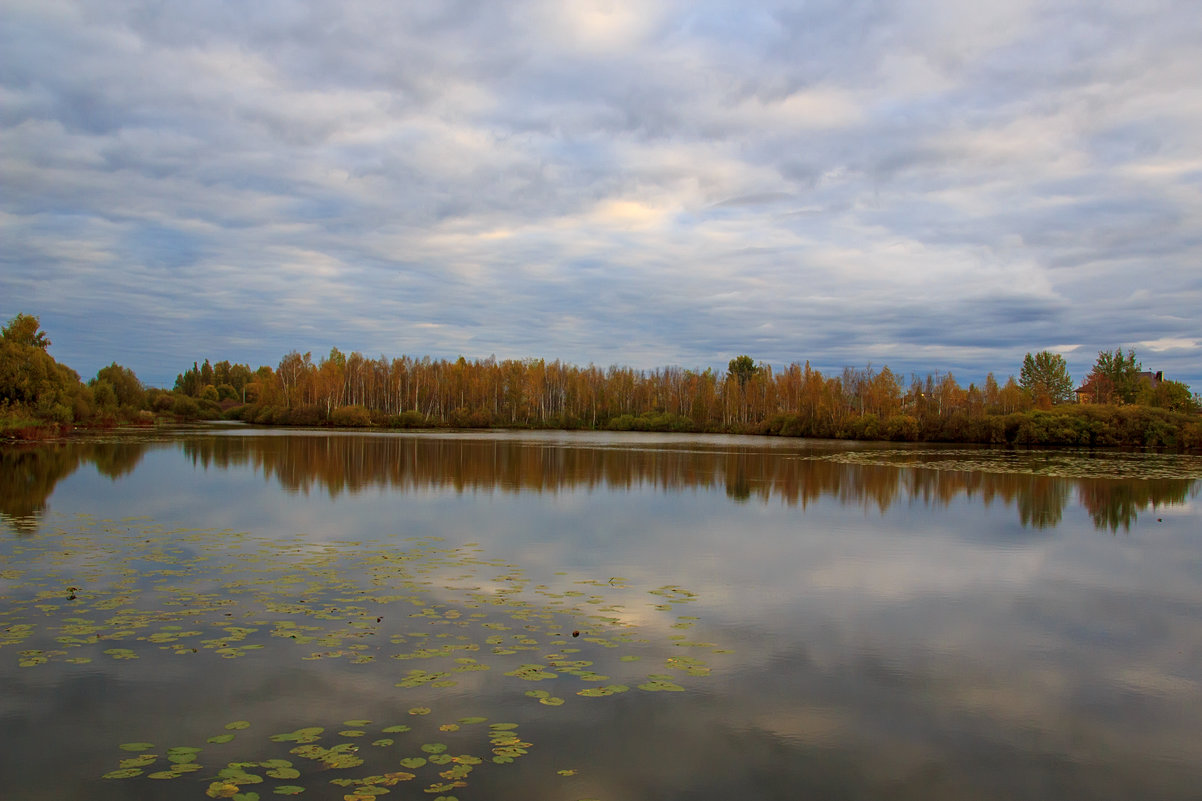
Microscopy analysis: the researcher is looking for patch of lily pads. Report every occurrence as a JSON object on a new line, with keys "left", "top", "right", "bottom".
{"left": 807, "top": 448, "right": 1202, "bottom": 480}
{"left": 0, "top": 514, "right": 729, "bottom": 798}
{"left": 103, "top": 715, "right": 529, "bottom": 797}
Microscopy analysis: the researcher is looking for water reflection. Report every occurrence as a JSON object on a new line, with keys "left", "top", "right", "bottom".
{"left": 0, "top": 441, "right": 148, "bottom": 534}
{"left": 0, "top": 445, "right": 86, "bottom": 534}
{"left": 1, "top": 431, "right": 1197, "bottom": 534}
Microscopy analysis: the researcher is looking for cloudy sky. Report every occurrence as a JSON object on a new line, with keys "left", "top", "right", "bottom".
{"left": 3, "top": 0, "right": 1200, "bottom": 389}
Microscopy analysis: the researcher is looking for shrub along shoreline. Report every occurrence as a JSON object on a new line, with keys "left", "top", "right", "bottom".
{"left": 219, "top": 401, "right": 1202, "bottom": 451}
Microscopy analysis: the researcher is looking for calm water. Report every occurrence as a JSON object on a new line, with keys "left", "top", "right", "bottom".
{"left": 2, "top": 426, "right": 1201, "bottom": 800}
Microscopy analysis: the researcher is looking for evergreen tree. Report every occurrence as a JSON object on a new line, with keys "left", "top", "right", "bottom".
{"left": 1018, "top": 351, "right": 1074, "bottom": 405}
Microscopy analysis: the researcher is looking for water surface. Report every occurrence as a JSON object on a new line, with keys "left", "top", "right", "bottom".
{"left": 1, "top": 428, "right": 1200, "bottom": 800}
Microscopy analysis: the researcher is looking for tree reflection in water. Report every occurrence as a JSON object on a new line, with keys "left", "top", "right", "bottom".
{"left": 0, "top": 441, "right": 150, "bottom": 534}
{"left": 1, "top": 432, "right": 1196, "bottom": 534}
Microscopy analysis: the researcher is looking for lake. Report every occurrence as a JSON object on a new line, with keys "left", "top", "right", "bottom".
{"left": 2, "top": 426, "right": 1201, "bottom": 800}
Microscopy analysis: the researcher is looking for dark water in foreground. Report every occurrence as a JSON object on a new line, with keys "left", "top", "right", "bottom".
{"left": 2, "top": 427, "right": 1201, "bottom": 800}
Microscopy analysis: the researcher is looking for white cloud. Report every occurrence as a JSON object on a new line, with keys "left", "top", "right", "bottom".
{"left": 1138, "top": 338, "right": 1198, "bottom": 352}
{"left": 2, "top": 0, "right": 1201, "bottom": 388}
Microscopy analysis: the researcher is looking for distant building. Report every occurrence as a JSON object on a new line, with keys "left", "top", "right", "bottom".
{"left": 1075, "top": 371, "right": 1163, "bottom": 404}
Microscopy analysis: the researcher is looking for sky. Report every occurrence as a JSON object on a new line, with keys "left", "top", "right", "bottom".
{"left": 2, "top": 0, "right": 1200, "bottom": 390}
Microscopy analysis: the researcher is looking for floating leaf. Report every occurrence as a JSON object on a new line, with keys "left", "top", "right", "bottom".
{"left": 638, "top": 675, "right": 685, "bottom": 692}
{"left": 504, "top": 664, "right": 557, "bottom": 681}
{"left": 271, "top": 728, "right": 324, "bottom": 743}
{"left": 217, "top": 767, "right": 263, "bottom": 784}
{"left": 119, "top": 742, "right": 155, "bottom": 752}
{"left": 119, "top": 754, "right": 158, "bottom": 768}
{"left": 226, "top": 721, "right": 252, "bottom": 730}
{"left": 577, "top": 684, "right": 630, "bottom": 697}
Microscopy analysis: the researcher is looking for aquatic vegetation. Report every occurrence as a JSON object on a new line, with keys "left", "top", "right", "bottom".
{"left": 0, "top": 514, "right": 728, "bottom": 798}
{"left": 809, "top": 448, "right": 1202, "bottom": 480}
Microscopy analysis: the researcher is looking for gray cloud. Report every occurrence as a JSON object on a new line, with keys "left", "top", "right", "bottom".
{"left": 2, "top": 0, "right": 1200, "bottom": 389}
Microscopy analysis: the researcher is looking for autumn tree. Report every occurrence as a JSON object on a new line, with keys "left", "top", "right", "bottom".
{"left": 0, "top": 313, "right": 91, "bottom": 422}
{"left": 91, "top": 363, "right": 146, "bottom": 410}
{"left": 276, "top": 351, "right": 313, "bottom": 408}
{"left": 1086, "top": 347, "right": 1142, "bottom": 404}
{"left": 1018, "top": 351, "right": 1074, "bottom": 405}
{"left": 998, "top": 376, "right": 1024, "bottom": 413}
{"left": 2, "top": 313, "right": 52, "bottom": 349}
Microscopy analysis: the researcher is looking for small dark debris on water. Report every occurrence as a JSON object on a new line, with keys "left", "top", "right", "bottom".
{"left": 572, "top": 630, "right": 580, "bottom": 638}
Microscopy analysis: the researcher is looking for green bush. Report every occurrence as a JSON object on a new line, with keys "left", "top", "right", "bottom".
{"left": 386, "top": 411, "right": 428, "bottom": 428}
{"left": 330, "top": 405, "right": 373, "bottom": 427}
{"left": 171, "top": 395, "right": 199, "bottom": 419}
{"left": 884, "top": 414, "right": 919, "bottom": 441}
{"left": 196, "top": 398, "right": 223, "bottom": 419}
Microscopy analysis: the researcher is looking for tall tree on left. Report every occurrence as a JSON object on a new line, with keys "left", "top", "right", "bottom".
{"left": 1, "top": 313, "right": 51, "bottom": 349}
{"left": 1, "top": 313, "right": 92, "bottom": 422}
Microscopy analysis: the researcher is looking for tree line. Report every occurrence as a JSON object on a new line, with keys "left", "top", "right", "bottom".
{"left": 2, "top": 313, "right": 1200, "bottom": 449}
